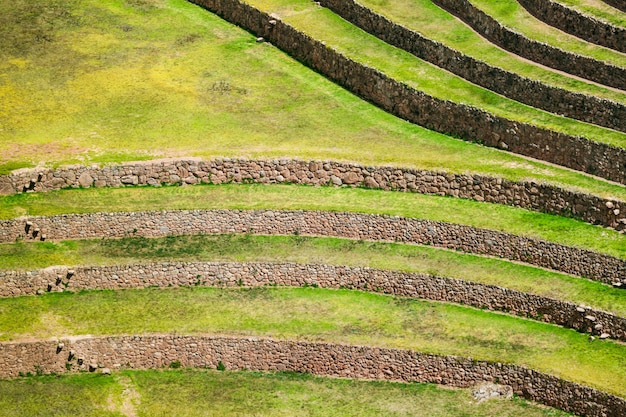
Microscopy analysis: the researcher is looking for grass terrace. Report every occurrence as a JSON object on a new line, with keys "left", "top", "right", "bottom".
{"left": 469, "top": 0, "right": 626, "bottom": 66}
{"left": 1, "top": 234, "right": 624, "bottom": 315}
{"left": 538, "top": 0, "right": 626, "bottom": 28}
{"left": 2, "top": 184, "right": 624, "bottom": 258}
{"left": 2, "top": 0, "right": 626, "bottom": 180}
{"left": 1, "top": 0, "right": 625, "bottom": 414}
{"left": 358, "top": 0, "right": 626, "bottom": 104}
{"left": 243, "top": 0, "right": 626, "bottom": 147}
{"left": 0, "top": 370, "right": 574, "bottom": 416}
{"left": 1, "top": 287, "right": 625, "bottom": 396}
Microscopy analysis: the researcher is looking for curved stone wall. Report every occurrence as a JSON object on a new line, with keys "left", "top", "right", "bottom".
{"left": 519, "top": 0, "right": 626, "bottom": 53}
{"left": 603, "top": 0, "right": 626, "bottom": 12}
{"left": 432, "top": 0, "right": 626, "bottom": 91}
{"left": 0, "top": 335, "right": 623, "bottom": 417}
{"left": 185, "top": 0, "right": 626, "bottom": 183}
{"left": 3, "top": 262, "right": 623, "bottom": 340}
{"left": 1, "top": 209, "right": 624, "bottom": 284}
{"left": 1, "top": 159, "right": 624, "bottom": 231}
{"left": 318, "top": 0, "right": 626, "bottom": 132}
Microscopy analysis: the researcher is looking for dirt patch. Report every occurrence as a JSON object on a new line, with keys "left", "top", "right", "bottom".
{"left": 107, "top": 375, "right": 141, "bottom": 417}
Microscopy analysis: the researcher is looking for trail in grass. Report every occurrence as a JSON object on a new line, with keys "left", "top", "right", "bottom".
{"left": 1, "top": 287, "right": 625, "bottom": 396}
{"left": 0, "top": 370, "right": 572, "bottom": 417}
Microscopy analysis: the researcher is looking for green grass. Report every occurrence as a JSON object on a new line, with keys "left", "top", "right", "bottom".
{"left": 0, "top": 370, "right": 574, "bottom": 417}
{"left": 553, "top": 0, "right": 626, "bottom": 27}
{"left": 1, "top": 184, "right": 624, "bottom": 258}
{"left": 248, "top": 0, "right": 626, "bottom": 148}
{"left": 1, "top": 234, "right": 624, "bottom": 316}
{"left": 469, "top": 0, "right": 626, "bottom": 67}
{"left": 358, "top": 0, "right": 626, "bottom": 104}
{"left": 2, "top": 0, "right": 626, "bottom": 188}
{"left": 1, "top": 287, "right": 625, "bottom": 396}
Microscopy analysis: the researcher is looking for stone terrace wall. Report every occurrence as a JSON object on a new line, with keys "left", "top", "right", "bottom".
{"left": 519, "top": 0, "right": 626, "bottom": 53}
{"left": 3, "top": 262, "right": 623, "bottom": 340}
{"left": 1, "top": 159, "right": 624, "bottom": 231}
{"left": 1, "top": 209, "right": 624, "bottom": 284}
{"left": 0, "top": 335, "right": 624, "bottom": 417}
{"left": 432, "top": 0, "right": 626, "bottom": 91}
{"left": 318, "top": 0, "right": 626, "bottom": 132}
{"left": 186, "top": 0, "right": 626, "bottom": 184}
{"left": 603, "top": 0, "right": 626, "bottom": 12}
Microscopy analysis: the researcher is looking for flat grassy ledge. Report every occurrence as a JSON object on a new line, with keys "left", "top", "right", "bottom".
{"left": 1, "top": 235, "right": 624, "bottom": 316}
{"left": 1, "top": 287, "right": 625, "bottom": 397}
{"left": 1, "top": 184, "right": 623, "bottom": 259}
{"left": 0, "top": 370, "right": 573, "bottom": 417}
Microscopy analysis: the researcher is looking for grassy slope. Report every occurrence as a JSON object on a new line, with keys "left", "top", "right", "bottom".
{"left": 1, "top": 184, "right": 624, "bottom": 258}
{"left": 358, "top": 0, "right": 626, "bottom": 104}
{"left": 1, "top": 0, "right": 626, "bottom": 195}
{"left": 1, "top": 287, "right": 625, "bottom": 396}
{"left": 247, "top": 0, "right": 626, "bottom": 148}
{"left": 1, "top": 234, "right": 624, "bottom": 316}
{"left": 469, "top": 0, "right": 626, "bottom": 66}
{"left": 0, "top": 370, "right": 573, "bottom": 417}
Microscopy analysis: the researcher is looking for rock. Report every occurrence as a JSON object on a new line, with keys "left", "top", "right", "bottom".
{"left": 330, "top": 175, "right": 342, "bottom": 186}
{"left": 472, "top": 382, "right": 513, "bottom": 403}
{"left": 614, "top": 209, "right": 620, "bottom": 216}
{"left": 600, "top": 333, "right": 610, "bottom": 339}
{"left": 363, "top": 176, "right": 379, "bottom": 189}
{"left": 584, "top": 315, "right": 596, "bottom": 322}
{"left": 342, "top": 172, "right": 359, "bottom": 184}
{"left": 101, "top": 368, "right": 111, "bottom": 375}
{"left": 121, "top": 175, "right": 138, "bottom": 185}
{"left": 256, "top": 37, "right": 265, "bottom": 42}
{"left": 576, "top": 307, "right": 585, "bottom": 313}
{"left": 78, "top": 172, "right": 93, "bottom": 188}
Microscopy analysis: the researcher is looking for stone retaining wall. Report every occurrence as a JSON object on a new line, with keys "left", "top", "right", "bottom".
{"left": 1, "top": 209, "right": 624, "bottom": 284}
{"left": 318, "top": 0, "right": 626, "bottom": 132}
{"left": 185, "top": 0, "right": 626, "bottom": 183}
{"left": 519, "top": 0, "right": 626, "bottom": 53}
{"left": 432, "top": 0, "right": 626, "bottom": 91}
{"left": 1, "top": 159, "right": 624, "bottom": 231}
{"left": 603, "top": 0, "right": 625, "bottom": 12}
{"left": 0, "top": 335, "right": 623, "bottom": 417}
{"left": 3, "top": 261, "right": 623, "bottom": 340}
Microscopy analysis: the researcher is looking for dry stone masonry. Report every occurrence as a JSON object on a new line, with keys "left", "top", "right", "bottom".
{"left": 1, "top": 262, "right": 623, "bottom": 340}
{"left": 188, "top": 0, "right": 626, "bottom": 183}
{"left": 1, "top": 158, "right": 624, "bottom": 230}
{"left": 0, "top": 335, "right": 624, "bottom": 417}
{"left": 317, "top": 0, "right": 626, "bottom": 133}
{"left": 602, "top": 0, "right": 626, "bottom": 12}
{"left": 518, "top": 0, "right": 626, "bottom": 53}
{"left": 432, "top": 0, "right": 626, "bottom": 91}
{"left": 1, "top": 209, "right": 624, "bottom": 284}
